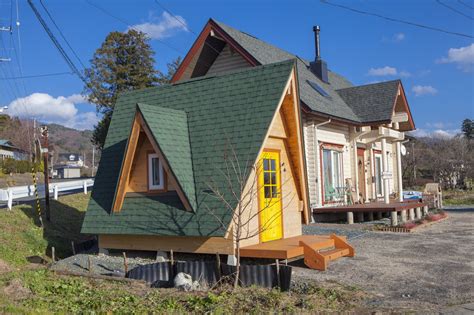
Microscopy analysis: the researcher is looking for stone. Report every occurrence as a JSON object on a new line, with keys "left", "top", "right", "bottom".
{"left": 391, "top": 211, "right": 398, "bottom": 226}
{"left": 347, "top": 212, "right": 354, "bottom": 224}
{"left": 155, "top": 251, "right": 168, "bottom": 262}
{"left": 173, "top": 272, "right": 199, "bottom": 291}
{"left": 227, "top": 254, "right": 237, "bottom": 266}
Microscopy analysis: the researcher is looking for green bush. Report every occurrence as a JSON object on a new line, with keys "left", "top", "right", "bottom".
{"left": 0, "top": 158, "right": 43, "bottom": 174}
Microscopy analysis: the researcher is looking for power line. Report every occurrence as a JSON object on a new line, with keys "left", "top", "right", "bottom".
{"left": 27, "top": 0, "right": 86, "bottom": 83}
{"left": 320, "top": 0, "right": 474, "bottom": 39}
{"left": 39, "top": 0, "right": 87, "bottom": 69}
{"left": 458, "top": 0, "right": 474, "bottom": 10}
{"left": 85, "top": 0, "right": 184, "bottom": 55}
{"left": 0, "top": 71, "right": 72, "bottom": 80}
{"left": 436, "top": 0, "right": 473, "bottom": 20}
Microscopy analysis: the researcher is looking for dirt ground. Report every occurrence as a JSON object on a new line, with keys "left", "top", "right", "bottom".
{"left": 294, "top": 206, "right": 474, "bottom": 312}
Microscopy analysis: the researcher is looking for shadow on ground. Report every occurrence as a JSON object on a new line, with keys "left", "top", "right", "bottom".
{"left": 19, "top": 198, "right": 93, "bottom": 260}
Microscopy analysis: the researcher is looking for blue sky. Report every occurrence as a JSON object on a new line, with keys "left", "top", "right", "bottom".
{"left": 0, "top": 0, "right": 473, "bottom": 136}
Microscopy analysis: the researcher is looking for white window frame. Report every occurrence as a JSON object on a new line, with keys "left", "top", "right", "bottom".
{"left": 374, "top": 154, "right": 383, "bottom": 197}
{"left": 148, "top": 153, "right": 164, "bottom": 190}
{"left": 322, "top": 149, "right": 344, "bottom": 203}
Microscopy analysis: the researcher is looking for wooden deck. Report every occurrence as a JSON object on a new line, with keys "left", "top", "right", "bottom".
{"left": 240, "top": 235, "right": 338, "bottom": 260}
{"left": 314, "top": 200, "right": 428, "bottom": 214}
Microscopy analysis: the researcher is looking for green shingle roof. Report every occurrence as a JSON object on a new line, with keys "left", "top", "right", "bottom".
{"left": 137, "top": 103, "right": 197, "bottom": 211}
{"left": 81, "top": 60, "right": 295, "bottom": 237}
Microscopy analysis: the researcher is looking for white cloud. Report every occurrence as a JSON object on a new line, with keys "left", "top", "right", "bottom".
{"left": 5, "top": 92, "right": 98, "bottom": 130}
{"left": 412, "top": 85, "right": 438, "bottom": 96}
{"left": 129, "top": 12, "right": 188, "bottom": 40}
{"left": 393, "top": 33, "right": 405, "bottom": 42}
{"left": 409, "top": 128, "right": 459, "bottom": 138}
{"left": 368, "top": 66, "right": 398, "bottom": 76}
{"left": 399, "top": 70, "right": 411, "bottom": 77}
{"left": 437, "top": 43, "right": 474, "bottom": 72}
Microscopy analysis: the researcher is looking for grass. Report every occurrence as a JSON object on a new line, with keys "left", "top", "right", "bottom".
{"left": 443, "top": 190, "right": 474, "bottom": 206}
{"left": 0, "top": 192, "right": 365, "bottom": 313}
{"left": 0, "top": 193, "right": 91, "bottom": 267}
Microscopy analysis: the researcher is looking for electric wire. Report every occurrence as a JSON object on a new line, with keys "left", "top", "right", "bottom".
{"left": 436, "top": 0, "right": 473, "bottom": 20}
{"left": 320, "top": 0, "right": 474, "bottom": 39}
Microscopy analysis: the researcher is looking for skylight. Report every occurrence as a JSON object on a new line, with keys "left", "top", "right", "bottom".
{"left": 307, "top": 80, "right": 332, "bottom": 99}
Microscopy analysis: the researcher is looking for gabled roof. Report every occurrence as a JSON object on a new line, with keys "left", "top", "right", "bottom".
{"left": 137, "top": 103, "right": 196, "bottom": 211}
{"left": 336, "top": 80, "right": 401, "bottom": 123}
{"left": 192, "top": 19, "right": 414, "bottom": 128}
{"left": 0, "top": 140, "right": 15, "bottom": 148}
{"left": 82, "top": 60, "right": 296, "bottom": 237}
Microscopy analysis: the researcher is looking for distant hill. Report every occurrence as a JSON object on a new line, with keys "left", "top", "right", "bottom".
{"left": 0, "top": 115, "right": 98, "bottom": 167}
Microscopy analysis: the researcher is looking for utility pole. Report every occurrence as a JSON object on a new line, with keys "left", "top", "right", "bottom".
{"left": 41, "top": 126, "right": 51, "bottom": 221}
{"left": 92, "top": 146, "right": 95, "bottom": 177}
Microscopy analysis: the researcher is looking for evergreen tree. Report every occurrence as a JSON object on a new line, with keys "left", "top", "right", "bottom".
{"left": 83, "top": 30, "right": 159, "bottom": 149}
{"left": 461, "top": 118, "right": 473, "bottom": 140}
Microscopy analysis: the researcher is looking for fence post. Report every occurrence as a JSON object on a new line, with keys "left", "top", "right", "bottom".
{"left": 83, "top": 181, "right": 87, "bottom": 194}
{"left": 53, "top": 185, "right": 58, "bottom": 200}
{"left": 7, "top": 189, "right": 13, "bottom": 210}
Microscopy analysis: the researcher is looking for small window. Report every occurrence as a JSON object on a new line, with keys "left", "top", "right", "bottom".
{"left": 307, "top": 80, "right": 332, "bottom": 99}
{"left": 148, "top": 153, "right": 164, "bottom": 190}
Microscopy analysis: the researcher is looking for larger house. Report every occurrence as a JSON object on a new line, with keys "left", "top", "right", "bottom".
{"left": 171, "top": 20, "right": 415, "bottom": 221}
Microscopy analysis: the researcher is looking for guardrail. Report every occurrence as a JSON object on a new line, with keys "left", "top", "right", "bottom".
{"left": 0, "top": 179, "right": 94, "bottom": 210}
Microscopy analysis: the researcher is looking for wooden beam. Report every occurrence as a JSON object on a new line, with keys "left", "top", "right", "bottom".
{"left": 391, "top": 112, "right": 409, "bottom": 123}
{"left": 112, "top": 114, "right": 141, "bottom": 212}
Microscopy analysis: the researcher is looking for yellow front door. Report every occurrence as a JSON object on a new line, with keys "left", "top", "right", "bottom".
{"left": 258, "top": 151, "right": 283, "bottom": 242}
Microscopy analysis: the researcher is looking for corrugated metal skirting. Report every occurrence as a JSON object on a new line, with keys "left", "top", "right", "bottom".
{"left": 126, "top": 261, "right": 292, "bottom": 291}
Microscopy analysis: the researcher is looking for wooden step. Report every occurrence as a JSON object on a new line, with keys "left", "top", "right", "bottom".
{"left": 320, "top": 248, "right": 350, "bottom": 261}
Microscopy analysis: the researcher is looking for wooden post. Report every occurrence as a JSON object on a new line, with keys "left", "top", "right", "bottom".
{"left": 51, "top": 246, "right": 55, "bottom": 262}
{"left": 347, "top": 212, "right": 354, "bottom": 224}
{"left": 170, "top": 250, "right": 174, "bottom": 266}
{"left": 88, "top": 256, "right": 92, "bottom": 274}
{"left": 71, "top": 241, "right": 76, "bottom": 255}
{"left": 416, "top": 207, "right": 422, "bottom": 219}
{"left": 216, "top": 253, "right": 221, "bottom": 279}
{"left": 275, "top": 259, "right": 281, "bottom": 289}
{"left": 41, "top": 126, "right": 51, "bottom": 221}
{"left": 401, "top": 210, "right": 407, "bottom": 223}
{"left": 423, "top": 205, "right": 429, "bottom": 216}
{"left": 409, "top": 208, "right": 415, "bottom": 221}
{"left": 390, "top": 211, "right": 398, "bottom": 226}
{"left": 381, "top": 138, "right": 390, "bottom": 204}
{"left": 122, "top": 252, "right": 128, "bottom": 274}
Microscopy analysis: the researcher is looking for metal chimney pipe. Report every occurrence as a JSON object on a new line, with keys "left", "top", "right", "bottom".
{"left": 313, "top": 25, "right": 321, "bottom": 60}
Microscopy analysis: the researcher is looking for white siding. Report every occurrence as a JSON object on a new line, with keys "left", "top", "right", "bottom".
{"left": 206, "top": 44, "right": 251, "bottom": 76}
{"left": 303, "top": 115, "right": 351, "bottom": 207}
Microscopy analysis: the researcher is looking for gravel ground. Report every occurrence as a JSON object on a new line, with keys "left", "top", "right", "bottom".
{"left": 294, "top": 206, "right": 474, "bottom": 312}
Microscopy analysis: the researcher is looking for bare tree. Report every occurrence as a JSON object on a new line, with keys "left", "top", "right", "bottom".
{"left": 205, "top": 144, "right": 295, "bottom": 289}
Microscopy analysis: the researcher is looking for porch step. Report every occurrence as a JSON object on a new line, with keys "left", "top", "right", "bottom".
{"left": 299, "top": 234, "right": 354, "bottom": 271}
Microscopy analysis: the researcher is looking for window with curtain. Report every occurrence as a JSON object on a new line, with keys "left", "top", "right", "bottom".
{"left": 322, "top": 148, "right": 343, "bottom": 203}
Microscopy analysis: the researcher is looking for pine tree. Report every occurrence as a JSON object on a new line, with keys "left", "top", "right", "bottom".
{"left": 83, "top": 30, "right": 159, "bottom": 149}
{"left": 461, "top": 118, "right": 473, "bottom": 140}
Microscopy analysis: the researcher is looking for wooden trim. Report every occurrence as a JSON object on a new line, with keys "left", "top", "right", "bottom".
{"left": 393, "top": 82, "right": 415, "bottom": 131}
{"left": 136, "top": 110, "right": 194, "bottom": 212}
{"left": 146, "top": 150, "right": 167, "bottom": 193}
{"left": 171, "top": 19, "right": 259, "bottom": 83}
{"left": 112, "top": 114, "right": 141, "bottom": 212}
{"left": 99, "top": 234, "right": 234, "bottom": 255}
{"left": 357, "top": 148, "right": 365, "bottom": 157}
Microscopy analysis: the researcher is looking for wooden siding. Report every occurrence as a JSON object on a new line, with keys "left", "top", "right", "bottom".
{"left": 207, "top": 44, "right": 251, "bottom": 76}
{"left": 99, "top": 234, "right": 234, "bottom": 255}
{"left": 126, "top": 132, "right": 175, "bottom": 193}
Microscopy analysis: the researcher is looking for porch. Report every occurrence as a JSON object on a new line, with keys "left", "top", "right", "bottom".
{"left": 313, "top": 200, "right": 429, "bottom": 226}
{"left": 240, "top": 234, "right": 354, "bottom": 270}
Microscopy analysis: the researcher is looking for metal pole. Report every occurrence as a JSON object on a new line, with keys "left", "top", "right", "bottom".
{"left": 41, "top": 126, "right": 51, "bottom": 221}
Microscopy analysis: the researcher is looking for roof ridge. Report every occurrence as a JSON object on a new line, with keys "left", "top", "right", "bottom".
{"left": 336, "top": 79, "right": 400, "bottom": 91}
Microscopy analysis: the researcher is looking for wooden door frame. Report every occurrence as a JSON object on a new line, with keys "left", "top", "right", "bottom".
{"left": 357, "top": 148, "right": 366, "bottom": 202}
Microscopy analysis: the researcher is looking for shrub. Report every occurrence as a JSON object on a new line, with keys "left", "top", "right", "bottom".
{"left": 0, "top": 158, "right": 42, "bottom": 174}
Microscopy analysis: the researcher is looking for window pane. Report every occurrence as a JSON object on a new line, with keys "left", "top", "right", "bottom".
{"left": 322, "top": 149, "right": 333, "bottom": 201}
{"left": 264, "top": 172, "right": 270, "bottom": 185}
{"left": 270, "top": 159, "right": 276, "bottom": 171}
{"left": 152, "top": 157, "right": 160, "bottom": 186}
{"left": 264, "top": 186, "right": 271, "bottom": 198}
{"left": 271, "top": 185, "right": 278, "bottom": 198}
{"left": 263, "top": 159, "right": 270, "bottom": 171}
{"left": 270, "top": 172, "right": 276, "bottom": 186}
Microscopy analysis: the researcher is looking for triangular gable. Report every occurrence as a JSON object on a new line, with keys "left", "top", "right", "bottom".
{"left": 391, "top": 82, "right": 415, "bottom": 131}
{"left": 112, "top": 104, "right": 196, "bottom": 212}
